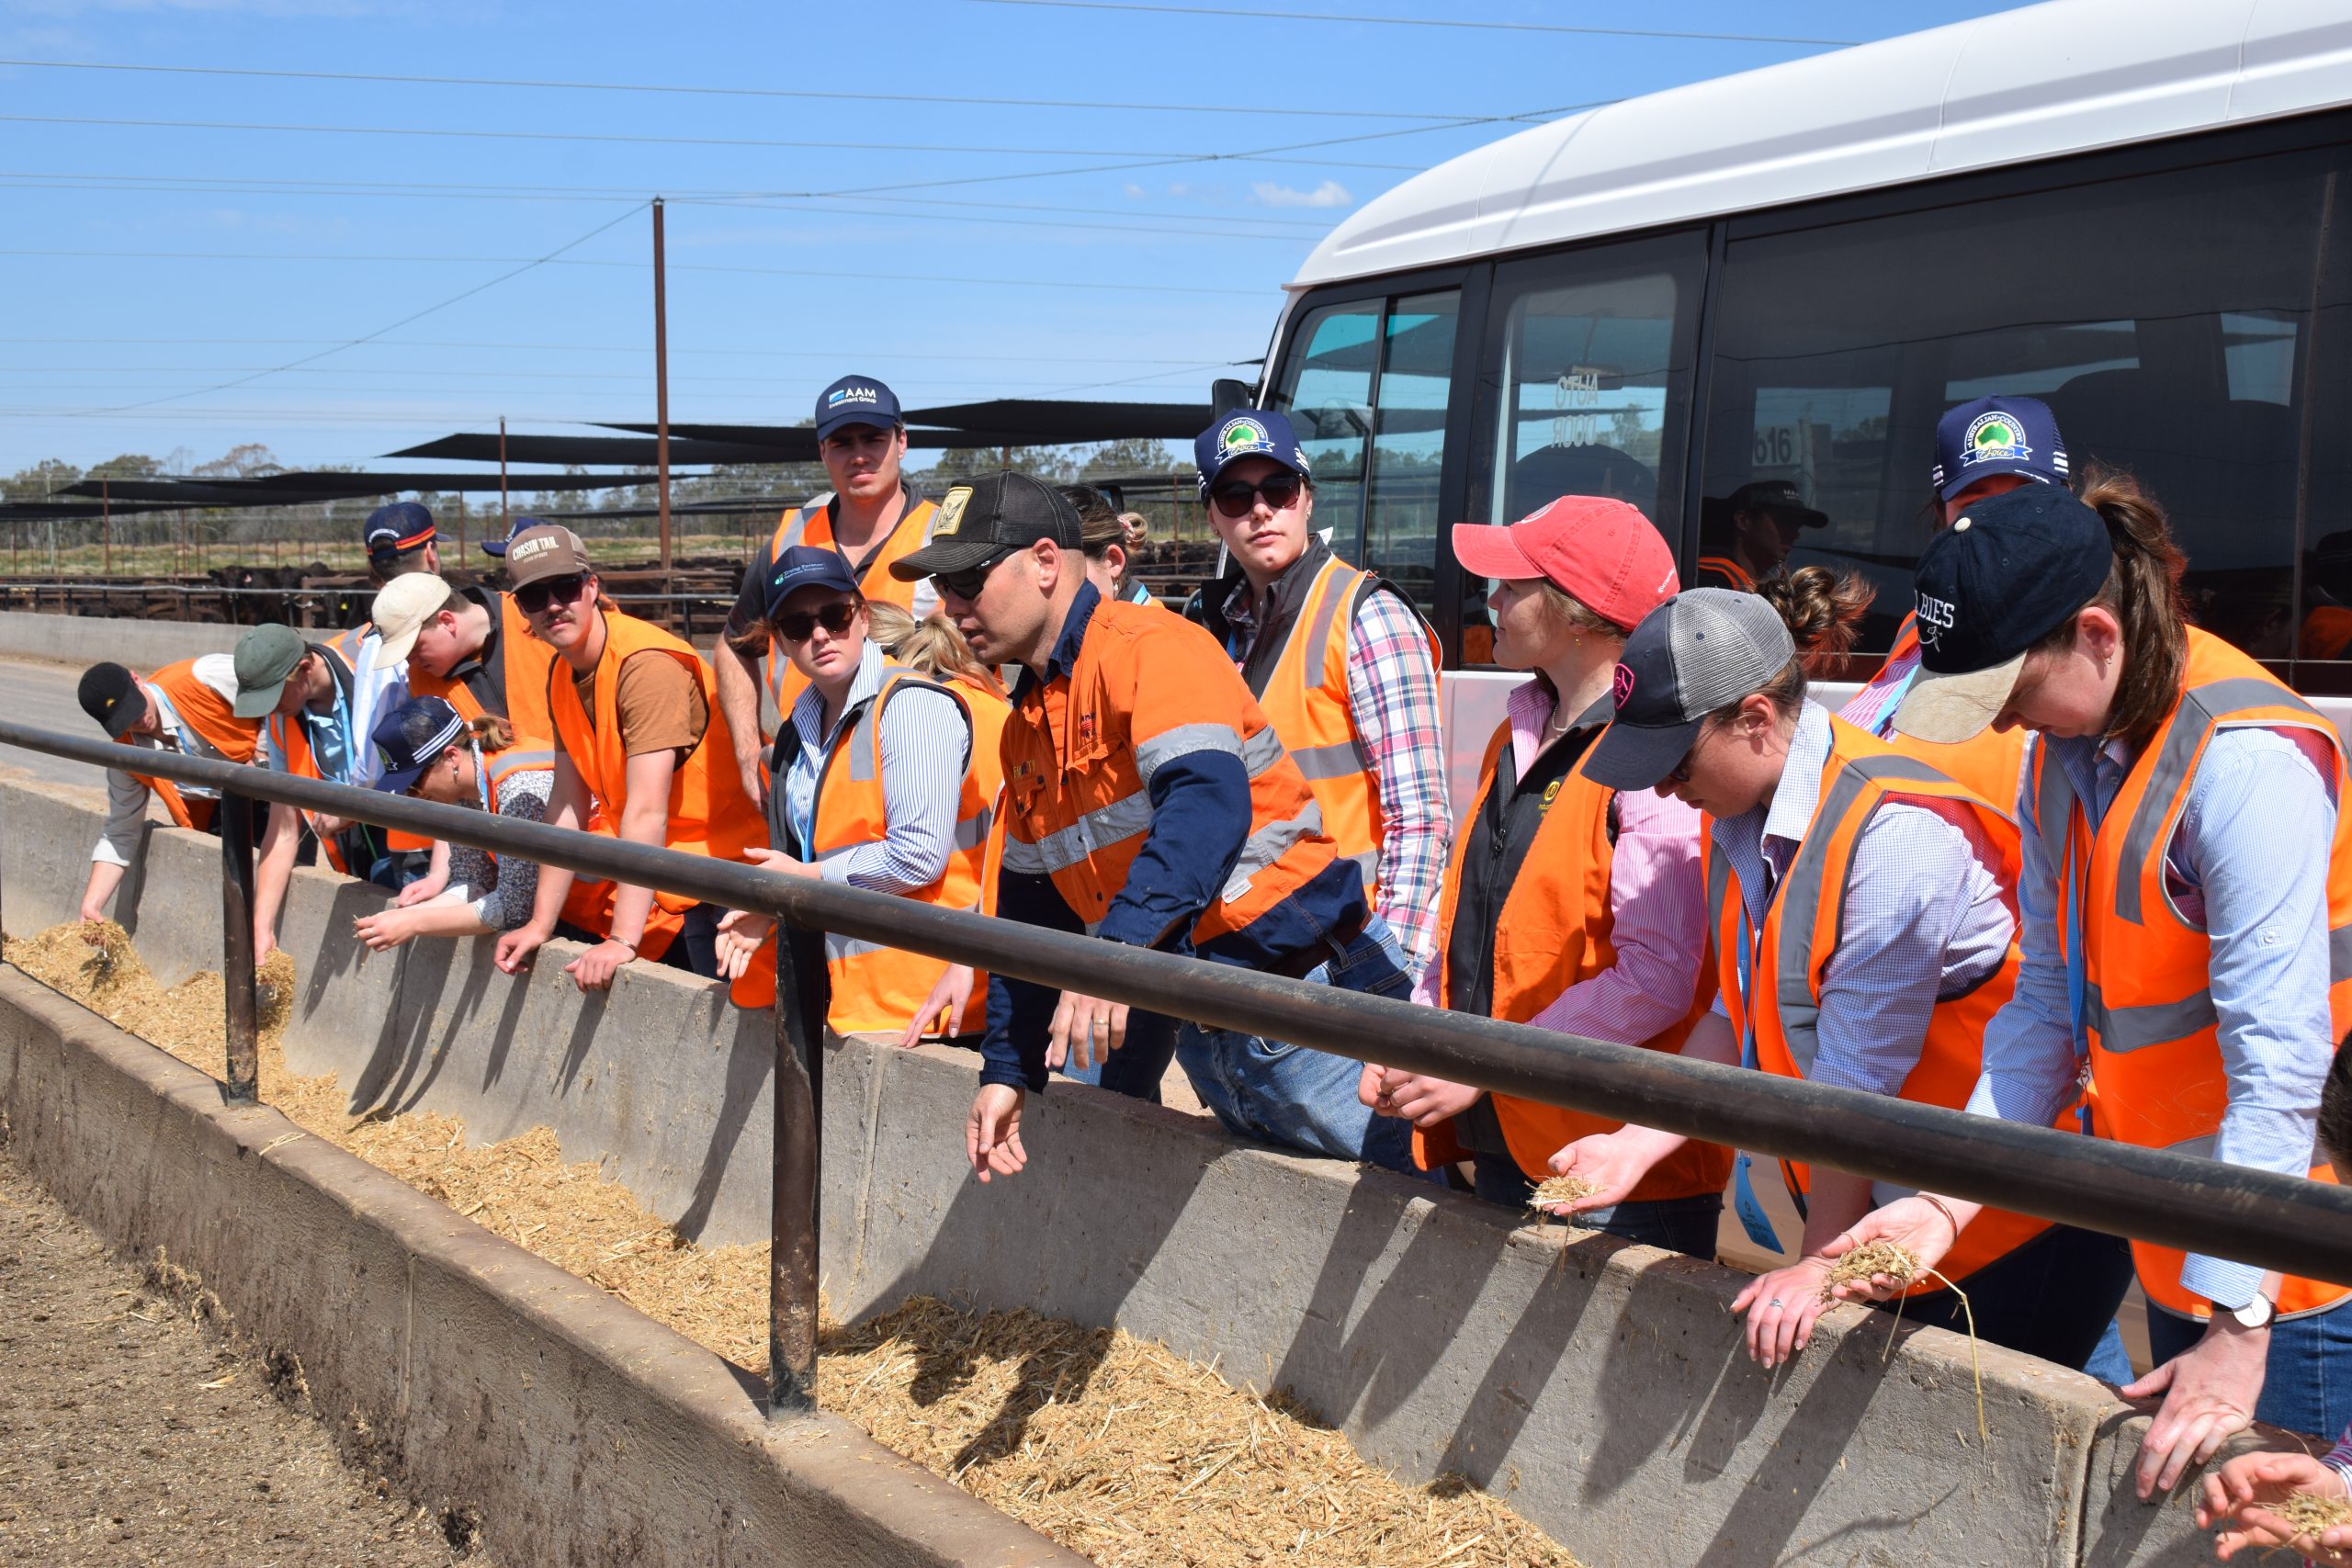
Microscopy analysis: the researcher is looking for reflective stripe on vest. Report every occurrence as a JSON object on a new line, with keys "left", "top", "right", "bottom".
{"left": 1711, "top": 717, "right": 2052, "bottom": 1289}
{"left": 1416, "top": 712, "right": 1725, "bottom": 1193}
{"left": 2041, "top": 629, "right": 2352, "bottom": 1318}
{"left": 1252, "top": 556, "right": 1439, "bottom": 899}
{"left": 998, "top": 598, "right": 1337, "bottom": 944}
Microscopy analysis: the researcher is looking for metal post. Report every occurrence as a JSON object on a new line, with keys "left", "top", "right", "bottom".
{"left": 219, "top": 791, "right": 260, "bottom": 1103}
{"left": 653, "top": 197, "right": 674, "bottom": 579}
{"left": 500, "top": 417, "right": 511, "bottom": 533}
{"left": 768, "top": 930, "right": 822, "bottom": 1416}
{"left": 102, "top": 479, "right": 110, "bottom": 575}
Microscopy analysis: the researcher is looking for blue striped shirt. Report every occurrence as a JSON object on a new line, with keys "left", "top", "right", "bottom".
{"left": 1714, "top": 705, "right": 2016, "bottom": 1206}
{"left": 779, "top": 641, "right": 968, "bottom": 894}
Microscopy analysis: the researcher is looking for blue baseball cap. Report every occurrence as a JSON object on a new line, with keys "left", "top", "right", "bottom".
{"left": 363, "top": 500, "right": 436, "bottom": 558}
{"left": 372, "top": 695, "right": 467, "bottom": 795}
{"left": 480, "top": 514, "right": 546, "bottom": 558}
{"left": 1930, "top": 394, "right": 2069, "bottom": 500}
{"left": 763, "top": 544, "right": 861, "bottom": 618}
{"left": 814, "top": 375, "right": 901, "bottom": 444}
{"left": 1194, "top": 408, "right": 1312, "bottom": 499}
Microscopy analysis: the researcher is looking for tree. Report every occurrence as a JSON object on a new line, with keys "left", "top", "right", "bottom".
{"left": 5, "top": 458, "right": 81, "bottom": 502}
{"left": 1080, "top": 438, "right": 1183, "bottom": 480}
{"left": 191, "top": 443, "right": 283, "bottom": 479}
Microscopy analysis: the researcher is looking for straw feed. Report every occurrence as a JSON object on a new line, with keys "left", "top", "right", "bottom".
{"left": 1527, "top": 1174, "right": 1600, "bottom": 1229}
{"left": 2269, "top": 1490, "right": 2352, "bottom": 1541}
{"left": 1818, "top": 1241, "right": 1918, "bottom": 1300}
{"left": 820, "top": 1295, "right": 1581, "bottom": 1568}
{"left": 7, "top": 923, "right": 1584, "bottom": 1567}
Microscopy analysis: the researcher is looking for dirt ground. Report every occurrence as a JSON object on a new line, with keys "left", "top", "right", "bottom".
{"left": 0, "top": 1143, "right": 489, "bottom": 1567}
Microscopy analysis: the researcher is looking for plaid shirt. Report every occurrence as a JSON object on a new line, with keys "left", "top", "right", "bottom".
{"left": 1224, "top": 575, "right": 1452, "bottom": 976}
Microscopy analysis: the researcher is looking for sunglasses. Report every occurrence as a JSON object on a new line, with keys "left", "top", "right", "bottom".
{"left": 937, "top": 549, "right": 1013, "bottom": 602}
{"left": 1208, "top": 473, "right": 1306, "bottom": 520}
{"left": 514, "top": 573, "right": 589, "bottom": 615}
{"left": 775, "top": 601, "right": 859, "bottom": 643}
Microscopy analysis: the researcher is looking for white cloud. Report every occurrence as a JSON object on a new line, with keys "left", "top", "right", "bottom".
{"left": 1122, "top": 183, "right": 1147, "bottom": 198}
{"left": 1249, "top": 180, "right": 1354, "bottom": 209}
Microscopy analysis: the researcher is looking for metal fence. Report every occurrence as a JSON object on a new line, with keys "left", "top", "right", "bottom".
{"left": 4, "top": 716, "right": 2352, "bottom": 1421}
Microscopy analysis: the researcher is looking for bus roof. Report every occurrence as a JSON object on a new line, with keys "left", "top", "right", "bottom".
{"left": 1291, "top": 0, "right": 2352, "bottom": 289}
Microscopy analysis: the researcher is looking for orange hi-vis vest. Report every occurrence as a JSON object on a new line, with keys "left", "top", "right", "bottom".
{"left": 1250, "top": 553, "right": 1441, "bottom": 899}
{"left": 1855, "top": 610, "right": 2031, "bottom": 814}
{"left": 761, "top": 495, "right": 939, "bottom": 719}
{"left": 2036, "top": 628, "right": 2352, "bottom": 1320}
{"left": 1419, "top": 718, "right": 1727, "bottom": 1197}
{"left": 265, "top": 637, "right": 365, "bottom": 873}
{"left": 1711, "top": 716, "right": 2056, "bottom": 1291}
{"left": 730, "top": 668, "right": 1011, "bottom": 1036}
{"left": 547, "top": 607, "right": 766, "bottom": 957}
{"left": 404, "top": 591, "right": 560, "bottom": 792}
{"left": 1697, "top": 555, "right": 1758, "bottom": 592}
{"left": 124, "top": 657, "right": 265, "bottom": 831}
{"left": 999, "top": 599, "right": 1338, "bottom": 945}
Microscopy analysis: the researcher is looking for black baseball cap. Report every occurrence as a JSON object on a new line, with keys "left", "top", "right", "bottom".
{"left": 1893, "top": 483, "right": 2112, "bottom": 745}
{"left": 763, "top": 544, "right": 861, "bottom": 618}
{"left": 1584, "top": 589, "right": 1798, "bottom": 792}
{"left": 814, "top": 375, "right": 901, "bottom": 444}
{"left": 371, "top": 695, "right": 466, "bottom": 795}
{"left": 890, "top": 470, "right": 1082, "bottom": 581}
{"left": 1726, "top": 479, "right": 1827, "bottom": 530}
{"left": 78, "top": 661, "right": 145, "bottom": 739}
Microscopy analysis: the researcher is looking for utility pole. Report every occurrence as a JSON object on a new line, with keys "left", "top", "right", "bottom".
{"left": 653, "top": 196, "right": 673, "bottom": 577}
{"left": 101, "top": 479, "right": 110, "bottom": 576}
{"left": 499, "top": 416, "right": 511, "bottom": 534}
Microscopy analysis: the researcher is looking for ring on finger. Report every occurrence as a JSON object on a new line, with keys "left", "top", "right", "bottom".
{"left": 1767, "top": 1298, "right": 1786, "bottom": 1309}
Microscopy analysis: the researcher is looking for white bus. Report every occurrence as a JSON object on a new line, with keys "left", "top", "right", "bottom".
{"left": 1244, "top": 0, "right": 2352, "bottom": 777}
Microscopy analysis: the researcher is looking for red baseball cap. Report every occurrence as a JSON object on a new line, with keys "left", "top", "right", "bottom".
{"left": 1453, "top": 496, "right": 1679, "bottom": 632}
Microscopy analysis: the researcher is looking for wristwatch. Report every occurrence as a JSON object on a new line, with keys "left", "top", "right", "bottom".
{"left": 2230, "top": 1292, "right": 2278, "bottom": 1329}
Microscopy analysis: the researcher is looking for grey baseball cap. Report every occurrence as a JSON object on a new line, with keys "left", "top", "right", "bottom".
{"left": 1584, "top": 589, "right": 1796, "bottom": 792}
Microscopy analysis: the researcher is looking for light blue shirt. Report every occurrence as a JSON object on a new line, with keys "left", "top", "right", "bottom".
{"left": 345, "top": 629, "right": 406, "bottom": 791}
{"left": 266, "top": 673, "right": 357, "bottom": 787}
{"left": 1973, "top": 725, "right": 2338, "bottom": 1310}
{"left": 1714, "top": 704, "right": 2017, "bottom": 1207}
{"left": 778, "top": 641, "right": 970, "bottom": 893}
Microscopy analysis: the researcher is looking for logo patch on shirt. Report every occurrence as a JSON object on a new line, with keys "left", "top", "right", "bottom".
{"left": 1540, "top": 778, "right": 1563, "bottom": 810}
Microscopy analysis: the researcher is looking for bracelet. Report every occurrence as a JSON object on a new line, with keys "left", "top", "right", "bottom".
{"left": 610, "top": 938, "right": 639, "bottom": 957}
{"left": 1921, "top": 1194, "right": 1961, "bottom": 1242}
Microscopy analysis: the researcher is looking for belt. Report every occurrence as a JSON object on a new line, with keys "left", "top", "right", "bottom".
{"left": 1263, "top": 911, "right": 1367, "bottom": 982}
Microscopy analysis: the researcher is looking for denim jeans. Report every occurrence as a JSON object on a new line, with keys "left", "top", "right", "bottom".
{"left": 1880, "top": 1223, "right": 2136, "bottom": 1371}
{"left": 1175, "top": 914, "right": 1417, "bottom": 1173}
{"left": 1472, "top": 1156, "right": 1722, "bottom": 1260}
{"left": 1054, "top": 1008, "right": 1178, "bottom": 1105}
{"left": 2146, "top": 1292, "right": 2352, "bottom": 1438}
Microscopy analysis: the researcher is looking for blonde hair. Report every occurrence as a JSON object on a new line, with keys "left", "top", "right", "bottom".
{"left": 463, "top": 714, "right": 514, "bottom": 752}
{"left": 1536, "top": 581, "right": 1623, "bottom": 641}
{"left": 867, "top": 604, "right": 1007, "bottom": 699}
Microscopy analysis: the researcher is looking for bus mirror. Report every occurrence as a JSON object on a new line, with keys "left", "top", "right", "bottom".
{"left": 1211, "top": 378, "right": 1254, "bottom": 416}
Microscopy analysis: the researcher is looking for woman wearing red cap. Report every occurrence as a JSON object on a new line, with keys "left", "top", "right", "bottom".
{"left": 1357, "top": 496, "right": 1727, "bottom": 1257}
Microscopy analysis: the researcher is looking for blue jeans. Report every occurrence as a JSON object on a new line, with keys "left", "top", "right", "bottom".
{"left": 1473, "top": 1156, "right": 1721, "bottom": 1260}
{"left": 1175, "top": 915, "right": 1417, "bottom": 1173}
{"left": 1054, "top": 1009, "right": 1178, "bottom": 1104}
{"left": 1880, "top": 1223, "right": 2135, "bottom": 1371}
{"left": 2147, "top": 1292, "right": 2352, "bottom": 1438}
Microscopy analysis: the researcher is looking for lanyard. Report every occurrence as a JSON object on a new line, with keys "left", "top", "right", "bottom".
{"left": 1728, "top": 894, "right": 1793, "bottom": 1250}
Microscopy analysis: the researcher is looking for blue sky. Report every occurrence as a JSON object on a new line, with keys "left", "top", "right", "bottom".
{"left": 1, "top": 0, "right": 2017, "bottom": 479}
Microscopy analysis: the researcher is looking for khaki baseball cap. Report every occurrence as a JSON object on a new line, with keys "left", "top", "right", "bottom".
{"left": 369, "top": 573, "right": 457, "bottom": 669}
{"left": 502, "top": 525, "right": 594, "bottom": 588}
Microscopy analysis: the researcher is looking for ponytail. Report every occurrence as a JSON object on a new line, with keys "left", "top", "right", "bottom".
{"left": 2030, "top": 465, "right": 2188, "bottom": 751}
{"left": 1706, "top": 566, "right": 1876, "bottom": 722}
{"left": 463, "top": 714, "right": 514, "bottom": 752}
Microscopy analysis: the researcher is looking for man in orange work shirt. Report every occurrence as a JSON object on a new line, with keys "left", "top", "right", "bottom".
{"left": 892, "top": 471, "right": 1419, "bottom": 1184}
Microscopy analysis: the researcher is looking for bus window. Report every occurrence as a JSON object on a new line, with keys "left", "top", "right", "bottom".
{"left": 1464, "top": 235, "right": 1703, "bottom": 664}
{"left": 1701, "top": 147, "right": 2331, "bottom": 665}
{"left": 1270, "top": 288, "right": 1461, "bottom": 620}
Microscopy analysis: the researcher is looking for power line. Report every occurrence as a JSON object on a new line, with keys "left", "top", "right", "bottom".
{"left": 957, "top": 0, "right": 1860, "bottom": 46}
{"left": 0, "top": 338, "right": 1231, "bottom": 365}
{"left": 0, "top": 55, "right": 1495, "bottom": 122}
{"left": 77, "top": 204, "right": 648, "bottom": 415}
{"left": 0, "top": 249, "right": 1272, "bottom": 296}
{"left": 0, "top": 112, "right": 1423, "bottom": 171}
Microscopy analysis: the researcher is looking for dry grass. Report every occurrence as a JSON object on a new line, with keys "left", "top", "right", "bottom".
{"left": 2270, "top": 1491, "right": 2352, "bottom": 1540}
{"left": 1526, "top": 1174, "right": 1598, "bottom": 1224}
{"left": 1818, "top": 1241, "right": 1918, "bottom": 1301}
{"left": 6, "top": 921, "right": 1583, "bottom": 1568}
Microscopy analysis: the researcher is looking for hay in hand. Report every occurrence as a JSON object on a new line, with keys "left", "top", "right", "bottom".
{"left": 1817, "top": 1239, "right": 1986, "bottom": 1449}
{"left": 2270, "top": 1492, "right": 2352, "bottom": 1541}
{"left": 1527, "top": 1174, "right": 1599, "bottom": 1229}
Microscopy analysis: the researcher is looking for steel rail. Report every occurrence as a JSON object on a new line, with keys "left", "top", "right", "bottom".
{"left": 4, "top": 717, "right": 2350, "bottom": 1306}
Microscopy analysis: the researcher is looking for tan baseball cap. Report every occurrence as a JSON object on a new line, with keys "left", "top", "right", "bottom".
{"left": 502, "top": 525, "right": 594, "bottom": 589}
{"left": 369, "top": 573, "right": 456, "bottom": 669}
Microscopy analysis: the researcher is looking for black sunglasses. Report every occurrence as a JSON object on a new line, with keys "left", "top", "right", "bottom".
{"left": 1208, "top": 472, "right": 1306, "bottom": 519}
{"left": 774, "top": 601, "right": 859, "bottom": 643}
{"left": 514, "top": 573, "right": 590, "bottom": 615}
{"left": 937, "top": 549, "right": 1013, "bottom": 602}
